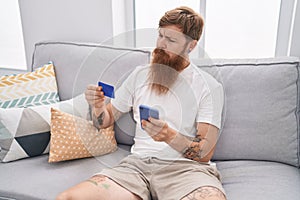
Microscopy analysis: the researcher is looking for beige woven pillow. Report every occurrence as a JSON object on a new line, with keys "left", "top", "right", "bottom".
{"left": 49, "top": 108, "right": 117, "bottom": 162}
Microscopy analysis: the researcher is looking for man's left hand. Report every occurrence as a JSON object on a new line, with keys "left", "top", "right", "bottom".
{"left": 141, "top": 117, "right": 176, "bottom": 143}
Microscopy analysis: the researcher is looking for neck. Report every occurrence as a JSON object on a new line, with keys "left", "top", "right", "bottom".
{"left": 179, "top": 57, "right": 190, "bottom": 72}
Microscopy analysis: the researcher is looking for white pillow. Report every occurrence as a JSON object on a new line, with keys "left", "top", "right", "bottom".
{"left": 0, "top": 94, "right": 89, "bottom": 162}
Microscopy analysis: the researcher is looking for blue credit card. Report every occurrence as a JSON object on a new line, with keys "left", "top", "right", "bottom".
{"left": 98, "top": 81, "right": 115, "bottom": 98}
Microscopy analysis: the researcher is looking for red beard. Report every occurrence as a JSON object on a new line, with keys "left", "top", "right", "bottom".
{"left": 148, "top": 48, "right": 188, "bottom": 95}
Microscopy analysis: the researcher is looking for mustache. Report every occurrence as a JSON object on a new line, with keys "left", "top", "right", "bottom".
{"left": 151, "top": 48, "right": 187, "bottom": 72}
{"left": 152, "top": 48, "right": 169, "bottom": 57}
{"left": 151, "top": 48, "right": 170, "bottom": 66}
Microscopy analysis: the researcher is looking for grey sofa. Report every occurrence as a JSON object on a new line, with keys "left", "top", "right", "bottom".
{"left": 0, "top": 41, "right": 299, "bottom": 200}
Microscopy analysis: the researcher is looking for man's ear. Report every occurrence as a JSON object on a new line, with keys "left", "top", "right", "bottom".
{"left": 187, "top": 40, "right": 198, "bottom": 53}
{"left": 189, "top": 40, "right": 198, "bottom": 52}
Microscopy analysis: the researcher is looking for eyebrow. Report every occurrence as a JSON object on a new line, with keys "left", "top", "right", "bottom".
{"left": 158, "top": 29, "right": 178, "bottom": 41}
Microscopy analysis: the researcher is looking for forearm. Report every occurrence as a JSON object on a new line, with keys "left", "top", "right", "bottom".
{"left": 166, "top": 128, "right": 216, "bottom": 163}
{"left": 91, "top": 103, "right": 123, "bottom": 130}
{"left": 144, "top": 118, "right": 217, "bottom": 162}
{"left": 91, "top": 107, "right": 113, "bottom": 129}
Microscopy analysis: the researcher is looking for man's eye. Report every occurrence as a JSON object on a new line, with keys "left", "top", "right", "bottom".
{"left": 169, "top": 39, "right": 176, "bottom": 43}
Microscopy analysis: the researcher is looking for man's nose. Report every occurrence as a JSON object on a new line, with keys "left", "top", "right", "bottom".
{"left": 157, "top": 38, "right": 167, "bottom": 49}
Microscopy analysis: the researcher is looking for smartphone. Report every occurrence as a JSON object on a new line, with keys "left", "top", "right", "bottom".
{"left": 139, "top": 105, "right": 159, "bottom": 129}
{"left": 98, "top": 81, "right": 115, "bottom": 98}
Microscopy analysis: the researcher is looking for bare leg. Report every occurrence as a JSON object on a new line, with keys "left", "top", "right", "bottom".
{"left": 56, "top": 175, "right": 142, "bottom": 200}
{"left": 181, "top": 186, "right": 226, "bottom": 200}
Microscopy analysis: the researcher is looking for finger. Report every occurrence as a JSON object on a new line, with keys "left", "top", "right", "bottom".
{"left": 85, "top": 90, "right": 105, "bottom": 99}
{"left": 86, "top": 97, "right": 105, "bottom": 106}
{"left": 87, "top": 84, "right": 102, "bottom": 91}
{"left": 148, "top": 117, "right": 164, "bottom": 127}
{"left": 142, "top": 120, "right": 161, "bottom": 136}
{"left": 142, "top": 120, "right": 156, "bottom": 131}
{"left": 142, "top": 120, "right": 153, "bottom": 133}
{"left": 148, "top": 117, "right": 159, "bottom": 123}
{"left": 86, "top": 92, "right": 105, "bottom": 100}
{"left": 86, "top": 94, "right": 105, "bottom": 107}
{"left": 85, "top": 86, "right": 103, "bottom": 95}
{"left": 86, "top": 85, "right": 103, "bottom": 97}
{"left": 141, "top": 120, "right": 148, "bottom": 130}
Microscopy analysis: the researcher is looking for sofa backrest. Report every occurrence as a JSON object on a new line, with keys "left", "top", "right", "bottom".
{"left": 32, "top": 41, "right": 150, "bottom": 145}
{"left": 32, "top": 41, "right": 150, "bottom": 100}
{"left": 193, "top": 57, "right": 300, "bottom": 167}
{"left": 32, "top": 41, "right": 300, "bottom": 167}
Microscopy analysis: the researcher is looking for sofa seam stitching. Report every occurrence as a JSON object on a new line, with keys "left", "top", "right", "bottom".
{"left": 201, "top": 62, "right": 300, "bottom": 68}
{"left": 35, "top": 41, "right": 151, "bottom": 53}
{"left": 296, "top": 61, "right": 300, "bottom": 168}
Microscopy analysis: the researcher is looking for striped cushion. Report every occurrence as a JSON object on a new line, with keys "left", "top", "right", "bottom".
{"left": 0, "top": 62, "right": 59, "bottom": 108}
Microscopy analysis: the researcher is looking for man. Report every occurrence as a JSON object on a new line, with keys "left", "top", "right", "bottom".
{"left": 56, "top": 6, "right": 226, "bottom": 200}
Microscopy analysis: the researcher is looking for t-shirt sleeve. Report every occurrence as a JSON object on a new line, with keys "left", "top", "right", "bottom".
{"left": 111, "top": 67, "right": 139, "bottom": 113}
{"left": 196, "top": 82, "right": 224, "bottom": 129}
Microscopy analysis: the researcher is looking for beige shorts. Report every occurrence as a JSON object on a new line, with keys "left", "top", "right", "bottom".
{"left": 99, "top": 155, "right": 225, "bottom": 200}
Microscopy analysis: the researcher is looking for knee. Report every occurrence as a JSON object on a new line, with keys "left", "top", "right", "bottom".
{"left": 55, "top": 191, "right": 73, "bottom": 200}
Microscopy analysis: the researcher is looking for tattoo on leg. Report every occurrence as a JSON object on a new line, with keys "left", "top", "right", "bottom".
{"left": 183, "top": 186, "right": 226, "bottom": 200}
{"left": 86, "top": 175, "right": 111, "bottom": 190}
{"left": 101, "top": 183, "right": 111, "bottom": 190}
{"left": 86, "top": 179, "right": 98, "bottom": 186}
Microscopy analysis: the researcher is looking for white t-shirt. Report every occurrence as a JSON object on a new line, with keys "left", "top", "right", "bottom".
{"left": 111, "top": 63, "right": 224, "bottom": 160}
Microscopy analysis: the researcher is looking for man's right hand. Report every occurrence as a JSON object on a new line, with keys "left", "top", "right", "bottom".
{"left": 85, "top": 84, "right": 106, "bottom": 117}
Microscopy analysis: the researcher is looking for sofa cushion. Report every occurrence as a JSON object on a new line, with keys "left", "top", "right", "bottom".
{"left": 193, "top": 57, "right": 300, "bottom": 167}
{"left": 49, "top": 108, "right": 117, "bottom": 162}
{"left": 0, "top": 62, "right": 59, "bottom": 108}
{"left": 31, "top": 41, "right": 150, "bottom": 145}
{"left": 0, "top": 146, "right": 131, "bottom": 200}
{"left": 217, "top": 160, "right": 300, "bottom": 200}
{"left": 0, "top": 94, "right": 89, "bottom": 162}
{"left": 0, "top": 155, "right": 298, "bottom": 200}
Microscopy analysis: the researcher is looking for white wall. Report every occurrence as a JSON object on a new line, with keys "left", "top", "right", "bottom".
{"left": 10, "top": 0, "right": 300, "bottom": 73}
{"left": 109, "top": 0, "right": 135, "bottom": 48}
{"left": 275, "top": 0, "right": 296, "bottom": 56}
{"left": 19, "top": 0, "right": 113, "bottom": 69}
{"left": 290, "top": 0, "right": 300, "bottom": 58}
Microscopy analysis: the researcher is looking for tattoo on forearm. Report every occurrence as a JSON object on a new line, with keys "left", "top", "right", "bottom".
{"left": 97, "top": 112, "right": 105, "bottom": 126}
{"left": 92, "top": 111, "right": 105, "bottom": 128}
{"left": 183, "top": 135, "right": 203, "bottom": 162}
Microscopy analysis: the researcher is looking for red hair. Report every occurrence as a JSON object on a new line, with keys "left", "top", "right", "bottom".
{"left": 159, "top": 6, "right": 204, "bottom": 41}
